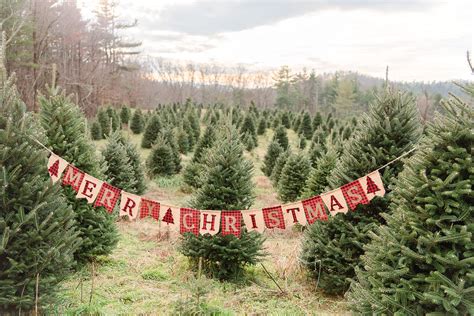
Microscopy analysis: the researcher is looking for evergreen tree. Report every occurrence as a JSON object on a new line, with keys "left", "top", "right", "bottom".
{"left": 186, "top": 108, "right": 201, "bottom": 143}
{"left": 130, "top": 109, "right": 144, "bottom": 134}
{"left": 102, "top": 131, "right": 136, "bottom": 192}
{"left": 180, "top": 124, "right": 265, "bottom": 280}
{"left": 270, "top": 150, "right": 288, "bottom": 185}
{"left": 90, "top": 120, "right": 102, "bottom": 140}
{"left": 302, "top": 145, "right": 338, "bottom": 198}
{"left": 141, "top": 114, "right": 162, "bottom": 148}
{"left": 272, "top": 125, "right": 289, "bottom": 149}
{"left": 117, "top": 136, "right": 146, "bottom": 195}
{"left": 261, "top": 140, "right": 283, "bottom": 176}
{"left": 97, "top": 108, "right": 111, "bottom": 138}
{"left": 277, "top": 152, "right": 311, "bottom": 202}
{"left": 107, "top": 107, "right": 121, "bottom": 132}
{"left": 299, "top": 111, "right": 313, "bottom": 139}
{"left": 40, "top": 89, "right": 118, "bottom": 266}
{"left": 177, "top": 128, "right": 190, "bottom": 154}
{"left": 299, "top": 90, "right": 422, "bottom": 295}
{"left": 312, "top": 112, "right": 322, "bottom": 131}
{"left": 0, "top": 72, "right": 80, "bottom": 312}
{"left": 120, "top": 106, "right": 131, "bottom": 125}
{"left": 242, "top": 131, "right": 257, "bottom": 151}
{"left": 192, "top": 126, "right": 216, "bottom": 163}
{"left": 346, "top": 87, "right": 473, "bottom": 314}
{"left": 239, "top": 113, "right": 257, "bottom": 142}
{"left": 298, "top": 136, "right": 307, "bottom": 150}
{"left": 146, "top": 137, "right": 177, "bottom": 177}
{"left": 257, "top": 117, "right": 266, "bottom": 135}
{"left": 281, "top": 111, "right": 290, "bottom": 128}
{"left": 162, "top": 128, "right": 182, "bottom": 173}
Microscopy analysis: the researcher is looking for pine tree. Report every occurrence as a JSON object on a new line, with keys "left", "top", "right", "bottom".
{"left": 270, "top": 150, "right": 288, "bottom": 185}
{"left": 299, "top": 90, "right": 422, "bottom": 294}
{"left": 239, "top": 113, "right": 257, "bottom": 143}
{"left": 242, "top": 131, "right": 257, "bottom": 151}
{"left": 192, "top": 126, "right": 216, "bottom": 163}
{"left": 261, "top": 140, "right": 283, "bottom": 176}
{"left": 162, "top": 128, "right": 182, "bottom": 173}
{"left": 102, "top": 131, "right": 136, "bottom": 192}
{"left": 40, "top": 89, "right": 118, "bottom": 266}
{"left": 120, "top": 106, "right": 131, "bottom": 125}
{"left": 146, "top": 137, "right": 177, "bottom": 177}
{"left": 90, "top": 120, "right": 103, "bottom": 140}
{"left": 97, "top": 108, "right": 111, "bottom": 138}
{"left": 298, "top": 136, "right": 307, "bottom": 149}
{"left": 277, "top": 152, "right": 311, "bottom": 202}
{"left": 130, "top": 109, "right": 144, "bottom": 134}
{"left": 0, "top": 72, "right": 80, "bottom": 312}
{"left": 257, "top": 117, "right": 266, "bottom": 135}
{"left": 281, "top": 111, "right": 290, "bottom": 128}
{"left": 272, "top": 125, "right": 289, "bottom": 149}
{"left": 117, "top": 135, "right": 147, "bottom": 195}
{"left": 179, "top": 124, "right": 265, "bottom": 280}
{"left": 177, "top": 128, "right": 190, "bottom": 154}
{"left": 106, "top": 107, "right": 121, "bottom": 132}
{"left": 312, "top": 112, "right": 322, "bottom": 131}
{"left": 299, "top": 111, "right": 313, "bottom": 139}
{"left": 141, "top": 114, "right": 162, "bottom": 148}
{"left": 346, "top": 86, "right": 473, "bottom": 314}
{"left": 302, "top": 145, "right": 338, "bottom": 198}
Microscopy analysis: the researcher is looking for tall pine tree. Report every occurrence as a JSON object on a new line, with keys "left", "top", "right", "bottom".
{"left": 347, "top": 86, "right": 473, "bottom": 314}
{"left": 300, "top": 90, "right": 422, "bottom": 294}
{"left": 40, "top": 91, "right": 118, "bottom": 266}
{"left": 0, "top": 69, "right": 80, "bottom": 312}
{"left": 180, "top": 123, "right": 265, "bottom": 280}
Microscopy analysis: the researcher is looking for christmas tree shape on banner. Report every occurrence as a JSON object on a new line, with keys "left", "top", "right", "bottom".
{"left": 366, "top": 175, "right": 380, "bottom": 194}
{"left": 162, "top": 207, "right": 174, "bottom": 224}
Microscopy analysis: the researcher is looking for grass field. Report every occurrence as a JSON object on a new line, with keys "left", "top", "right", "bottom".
{"left": 54, "top": 127, "right": 348, "bottom": 315}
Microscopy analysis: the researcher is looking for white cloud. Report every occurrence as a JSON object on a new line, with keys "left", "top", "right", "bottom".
{"left": 81, "top": 0, "right": 473, "bottom": 81}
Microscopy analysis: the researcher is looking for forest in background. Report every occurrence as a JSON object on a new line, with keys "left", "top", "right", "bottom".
{"left": 0, "top": 0, "right": 465, "bottom": 120}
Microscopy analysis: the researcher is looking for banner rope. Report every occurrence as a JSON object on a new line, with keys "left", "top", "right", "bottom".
{"left": 27, "top": 135, "right": 418, "bottom": 210}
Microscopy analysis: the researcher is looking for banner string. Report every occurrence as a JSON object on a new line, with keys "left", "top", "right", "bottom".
{"left": 27, "top": 135, "right": 418, "bottom": 210}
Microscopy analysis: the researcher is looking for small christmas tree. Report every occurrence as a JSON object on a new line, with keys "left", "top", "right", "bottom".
{"left": 102, "top": 131, "right": 136, "bottom": 192}
{"left": 299, "top": 90, "right": 422, "bottom": 295}
{"left": 141, "top": 114, "right": 162, "bottom": 148}
{"left": 299, "top": 111, "right": 313, "bottom": 139}
{"left": 40, "top": 88, "right": 118, "bottom": 266}
{"left": 177, "top": 127, "right": 190, "bottom": 154}
{"left": 270, "top": 150, "right": 288, "bottom": 185}
{"left": 107, "top": 107, "right": 121, "bottom": 132}
{"left": 302, "top": 145, "right": 338, "bottom": 198}
{"left": 0, "top": 68, "right": 80, "bottom": 312}
{"left": 312, "top": 112, "right": 322, "bottom": 131}
{"left": 90, "top": 120, "right": 103, "bottom": 140}
{"left": 281, "top": 111, "right": 290, "bottom": 128}
{"left": 120, "top": 106, "right": 131, "bottom": 125}
{"left": 180, "top": 123, "right": 265, "bottom": 280}
{"left": 346, "top": 86, "right": 473, "bottom": 314}
{"left": 192, "top": 125, "right": 216, "bottom": 163}
{"left": 261, "top": 140, "right": 283, "bottom": 176}
{"left": 277, "top": 152, "right": 311, "bottom": 202}
{"left": 257, "top": 117, "right": 266, "bottom": 135}
{"left": 130, "top": 109, "right": 144, "bottom": 134}
{"left": 117, "top": 135, "right": 147, "bottom": 195}
{"left": 97, "top": 108, "right": 111, "bottom": 138}
{"left": 162, "top": 128, "right": 182, "bottom": 173}
{"left": 239, "top": 113, "right": 257, "bottom": 143}
{"left": 146, "top": 137, "right": 178, "bottom": 177}
{"left": 272, "top": 125, "right": 289, "bottom": 150}
{"left": 298, "top": 136, "right": 307, "bottom": 149}
{"left": 242, "top": 131, "right": 257, "bottom": 151}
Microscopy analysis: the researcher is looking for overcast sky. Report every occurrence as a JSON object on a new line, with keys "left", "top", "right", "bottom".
{"left": 81, "top": 0, "right": 473, "bottom": 81}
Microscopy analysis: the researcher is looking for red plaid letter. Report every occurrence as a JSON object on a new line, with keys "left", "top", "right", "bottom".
{"left": 262, "top": 206, "right": 285, "bottom": 229}
{"left": 302, "top": 196, "right": 328, "bottom": 224}
{"left": 140, "top": 198, "right": 160, "bottom": 220}
{"left": 94, "top": 183, "right": 121, "bottom": 213}
{"left": 221, "top": 211, "right": 242, "bottom": 237}
{"left": 62, "top": 165, "right": 85, "bottom": 192}
{"left": 341, "top": 180, "right": 369, "bottom": 210}
{"left": 180, "top": 208, "right": 200, "bottom": 236}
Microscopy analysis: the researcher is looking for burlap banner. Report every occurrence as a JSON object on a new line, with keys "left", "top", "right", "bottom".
{"left": 46, "top": 152, "right": 386, "bottom": 238}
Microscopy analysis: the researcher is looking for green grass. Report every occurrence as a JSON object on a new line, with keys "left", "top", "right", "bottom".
{"left": 52, "top": 125, "right": 348, "bottom": 314}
